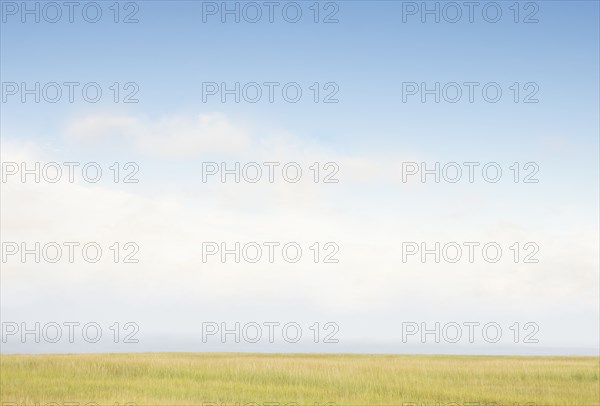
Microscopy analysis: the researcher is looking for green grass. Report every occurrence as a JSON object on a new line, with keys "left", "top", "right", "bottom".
{"left": 1, "top": 353, "right": 598, "bottom": 405}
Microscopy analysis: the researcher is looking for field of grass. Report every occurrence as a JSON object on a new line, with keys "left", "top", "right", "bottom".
{"left": 1, "top": 352, "right": 598, "bottom": 405}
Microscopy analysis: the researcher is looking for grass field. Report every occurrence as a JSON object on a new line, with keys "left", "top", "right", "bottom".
{"left": 1, "top": 353, "right": 598, "bottom": 405}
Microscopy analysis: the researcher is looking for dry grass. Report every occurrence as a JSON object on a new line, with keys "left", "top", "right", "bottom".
{"left": 1, "top": 352, "right": 598, "bottom": 405}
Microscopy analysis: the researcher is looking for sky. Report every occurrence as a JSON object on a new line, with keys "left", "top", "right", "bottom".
{"left": 0, "top": 0, "right": 599, "bottom": 355}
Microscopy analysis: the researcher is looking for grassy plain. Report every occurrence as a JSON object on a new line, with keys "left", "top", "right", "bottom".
{"left": 1, "top": 352, "right": 598, "bottom": 405}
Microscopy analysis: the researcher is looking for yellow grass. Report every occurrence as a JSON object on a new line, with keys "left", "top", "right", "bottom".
{"left": 1, "top": 353, "right": 598, "bottom": 405}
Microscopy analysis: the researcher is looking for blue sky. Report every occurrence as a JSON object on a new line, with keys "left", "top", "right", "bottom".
{"left": 1, "top": 1, "right": 599, "bottom": 354}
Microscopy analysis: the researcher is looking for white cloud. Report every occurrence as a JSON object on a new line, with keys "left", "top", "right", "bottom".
{"left": 2, "top": 116, "right": 599, "bottom": 352}
{"left": 62, "top": 112, "right": 430, "bottom": 191}
{"left": 66, "top": 112, "right": 251, "bottom": 158}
